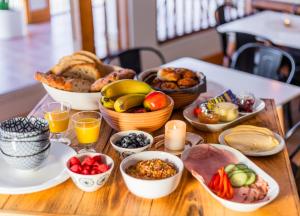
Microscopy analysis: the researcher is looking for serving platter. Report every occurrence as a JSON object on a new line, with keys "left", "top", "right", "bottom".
{"left": 0, "top": 142, "right": 76, "bottom": 194}
{"left": 181, "top": 144, "right": 280, "bottom": 212}
{"left": 183, "top": 98, "right": 265, "bottom": 132}
{"left": 219, "top": 129, "right": 285, "bottom": 157}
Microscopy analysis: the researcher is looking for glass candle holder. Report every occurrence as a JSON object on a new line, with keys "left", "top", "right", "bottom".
{"left": 164, "top": 120, "right": 186, "bottom": 155}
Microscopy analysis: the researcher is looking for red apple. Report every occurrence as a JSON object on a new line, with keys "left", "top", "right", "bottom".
{"left": 143, "top": 91, "right": 168, "bottom": 111}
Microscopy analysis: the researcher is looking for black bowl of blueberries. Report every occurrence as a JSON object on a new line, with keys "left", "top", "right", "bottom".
{"left": 110, "top": 130, "right": 153, "bottom": 157}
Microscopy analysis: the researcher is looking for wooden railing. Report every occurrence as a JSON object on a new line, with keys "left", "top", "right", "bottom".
{"left": 156, "top": 0, "right": 251, "bottom": 43}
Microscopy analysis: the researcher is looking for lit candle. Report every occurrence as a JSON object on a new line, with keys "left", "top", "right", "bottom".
{"left": 164, "top": 120, "right": 186, "bottom": 154}
{"left": 284, "top": 18, "right": 291, "bottom": 27}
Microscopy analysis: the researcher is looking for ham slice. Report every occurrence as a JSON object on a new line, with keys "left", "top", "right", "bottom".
{"left": 183, "top": 144, "right": 238, "bottom": 183}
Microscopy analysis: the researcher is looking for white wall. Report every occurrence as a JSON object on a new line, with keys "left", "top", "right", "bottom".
{"left": 127, "top": 0, "right": 221, "bottom": 68}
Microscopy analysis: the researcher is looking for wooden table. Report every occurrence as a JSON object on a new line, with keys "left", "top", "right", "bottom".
{"left": 217, "top": 11, "right": 300, "bottom": 50}
{"left": 0, "top": 96, "right": 299, "bottom": 216}
{"left": 165, "top": 57, "right": 300, "bottom": 106}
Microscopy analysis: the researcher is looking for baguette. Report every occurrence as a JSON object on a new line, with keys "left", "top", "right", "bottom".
{"left": 35, "top": 72, "right": 92, "bottom": 92}
{"left": 90, "top": 69, "right": 136, "bottom": 92}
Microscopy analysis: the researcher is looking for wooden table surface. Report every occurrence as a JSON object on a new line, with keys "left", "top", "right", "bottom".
{"left": 0, "top": 96, "right": 299, "bottom": 216}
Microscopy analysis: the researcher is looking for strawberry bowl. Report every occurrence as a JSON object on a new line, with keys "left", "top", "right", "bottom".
{"left": 66, "top": 153, "right": 114, "bottom": 192}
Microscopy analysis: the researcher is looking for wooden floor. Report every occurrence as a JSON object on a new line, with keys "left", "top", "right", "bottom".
{"left": 0, "top": 13, "right": 74, "bottom": 94}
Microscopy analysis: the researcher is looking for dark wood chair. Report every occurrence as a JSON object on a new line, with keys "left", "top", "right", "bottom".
{"left": 102, "top": 47, "right": 166, "bottom": 74}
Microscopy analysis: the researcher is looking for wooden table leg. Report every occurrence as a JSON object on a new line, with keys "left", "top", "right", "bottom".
{"left": 277, "top": 105, "right": 285, "bottom": 134}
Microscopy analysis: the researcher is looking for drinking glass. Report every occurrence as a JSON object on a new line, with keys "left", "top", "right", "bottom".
{"left": 72, "top": 111, "right": 102, "bottom": 153}
{"left": 42, "top": 102, "right": 71, "bottom": 145}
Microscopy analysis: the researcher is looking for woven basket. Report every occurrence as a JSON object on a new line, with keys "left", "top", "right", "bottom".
{"left": 99, "top": 95, "right": 174, "bottom": 132}
{"left": 138, "top": 68, "right": 206, "bottom": 109}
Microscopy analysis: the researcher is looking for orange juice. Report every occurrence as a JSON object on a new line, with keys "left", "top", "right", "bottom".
{"left": 45, "top": 111, "right": 69, "bottom": 133}
{"left": 74, "top": 118, "right": 100, "bottom": 144}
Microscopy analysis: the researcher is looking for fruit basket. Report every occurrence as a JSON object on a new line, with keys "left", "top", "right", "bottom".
{"left": 99, "top": 95, "right": 174, "bottom": 132}
{"left": 138, "top": 68, "right": 206, "bottom": 109}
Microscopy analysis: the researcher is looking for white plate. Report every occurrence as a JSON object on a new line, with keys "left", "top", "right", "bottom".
{"left": 218, "top": 129, "right": 285, "bottom": 157}
{"left": 183, "top": 98, "right": 265, "bottom": 132}
{"left": 181, "top": 144, "right": 280, "bottom": 212}
{"left": 0, "top": 142, "right": 76, "bottom": 194}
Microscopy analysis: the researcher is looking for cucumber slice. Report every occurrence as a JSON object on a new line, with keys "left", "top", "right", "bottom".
{"left": 245, "top": 173, "right": 256, "bottom": 186}
{"left": 228, "top": 170, "right": 246, "bottom": 178}
{"left": 236, "top": 163, "right": 248, "bottom": 170}
{"left": 230, "top": 172, "right": 248, "bottom": 187}
{"left": 224, "top": 164, "right": 236, "bottom": 174}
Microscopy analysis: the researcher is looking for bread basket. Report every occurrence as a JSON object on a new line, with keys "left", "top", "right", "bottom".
{"left": 99, "top": 95, "right": 174, "bottom": 132}
{"left": 42, "top": 64, "right": 123, "bottom": 111}
{"left": 138, "top": 68, "right": 206, "bottom": 109}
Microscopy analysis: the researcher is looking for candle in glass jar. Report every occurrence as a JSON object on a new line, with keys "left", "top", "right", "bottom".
{"left": 164, "top": 120, "right": 186, "bottom": 154}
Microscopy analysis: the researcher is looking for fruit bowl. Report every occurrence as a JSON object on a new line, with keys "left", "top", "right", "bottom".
{"left": 138, "top": 68, "right": 206, "bottom": 109}
{"left": 99, "top": 95, "right": 174, "bottom": 132}
{"left": 110, "top": 130, "right": 153, "bottom": 157}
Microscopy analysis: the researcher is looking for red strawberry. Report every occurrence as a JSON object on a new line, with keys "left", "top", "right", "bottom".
{"left": 97, "top": 164, "right": 109, "bottom": 173}
{"left": 83, "top": 165, "right": 92, "bottom": 171}
{"left": 69, "top": 157, "right": 81, "bottom": 166}
{"left": 81, "top": 156, "right": 95, "bottom": 166}
{"left": 70, "top": 164, "right": 82, "bottom": 174}
{"left": 93, "top": 155, "right": 102, "bottom": 163}
{"left": 82, "top": 169, "right": 90, "bottom": 175}
{"left": 90, "top": 169, "right": 101, "bottom": 175}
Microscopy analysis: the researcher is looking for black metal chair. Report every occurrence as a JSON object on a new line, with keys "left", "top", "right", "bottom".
{"left": 215, "top": 3, "right": 237, "bottom": 57}
{"left": 102, "top": 47, "right": 166, "bottom": 74}
{"left": 230, "top": 43, "right": 295, "bottom": 84}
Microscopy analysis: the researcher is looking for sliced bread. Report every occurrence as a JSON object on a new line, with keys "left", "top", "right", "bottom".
{"left": 61, "top": 63, "right": 101, "bottom": 81}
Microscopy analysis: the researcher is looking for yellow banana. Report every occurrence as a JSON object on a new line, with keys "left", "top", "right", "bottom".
{"left": 114, "top": 94, "right": 146, "bottom": 112}
{"left": 101, "top": 96, "right": 115, "bottom": 109}
{"left": 101, "top": 79, "right": 152, "bottom": 98}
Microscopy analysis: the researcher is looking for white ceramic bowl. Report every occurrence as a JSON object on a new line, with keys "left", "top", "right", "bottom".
{"left": 66, "top": 153, "right": 114, "bottom": 192}
{"left": 43, "top": 83, "right": 101, "bottom": 110}
{"left": 110, "top": 130, "right": 153, "bottom": 157}
{"left": 120, "top": 151, "right": 184, "bottom": 199}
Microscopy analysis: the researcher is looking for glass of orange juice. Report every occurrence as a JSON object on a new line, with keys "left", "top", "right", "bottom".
{"left": 42, "top": 102, "right": 71, "bottom": 145}
{"left": 71, "top": 111, "right": 102, "bottom": 153}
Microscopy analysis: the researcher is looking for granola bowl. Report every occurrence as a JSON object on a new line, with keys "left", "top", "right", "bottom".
{"left": 120, "top": 151, "right": 184, "bottom": 199}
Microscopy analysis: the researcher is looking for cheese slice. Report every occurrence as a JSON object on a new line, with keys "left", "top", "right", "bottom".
{"left": 224, "top": 131, "right": 279, "bottom": 152}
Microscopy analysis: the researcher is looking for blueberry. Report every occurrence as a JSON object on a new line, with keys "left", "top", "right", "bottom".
{"left": 116, "top": 140, "right": 122, "bottom": 146}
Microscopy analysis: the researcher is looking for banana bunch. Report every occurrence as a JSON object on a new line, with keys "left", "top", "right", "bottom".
{"left": 100, "top": 80, "right": 153, "bottom": 113}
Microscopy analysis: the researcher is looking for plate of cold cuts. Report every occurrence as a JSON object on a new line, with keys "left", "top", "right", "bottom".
{"left": 181, "top": 144, "right": 279, "bottom": 212}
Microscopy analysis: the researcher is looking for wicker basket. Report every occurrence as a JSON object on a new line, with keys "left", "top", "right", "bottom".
{"left": 138, "top": 68, "right": 206, "bottom": 109}
{"left": 99, "top": 95, "right": 174, "bottom": 132}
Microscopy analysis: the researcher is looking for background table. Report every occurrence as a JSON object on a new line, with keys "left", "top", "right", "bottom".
{"left": 217, "top": 11, "right": 300, "bottom": 50}
{"left": 165, "top": 57, "right": 300, "bottom": 106}
{"left": 0, "top": 96, "right": 299, "bottom": 216}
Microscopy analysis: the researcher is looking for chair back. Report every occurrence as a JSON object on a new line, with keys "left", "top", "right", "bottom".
{"left": 231, "top": 43, "right": 296, "bottom": 84}
{"left": 102, "top": 47, "right": 166, "bottom": 74}
{"left": 215, "top": 3, "right": 237, "bottom": 55}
